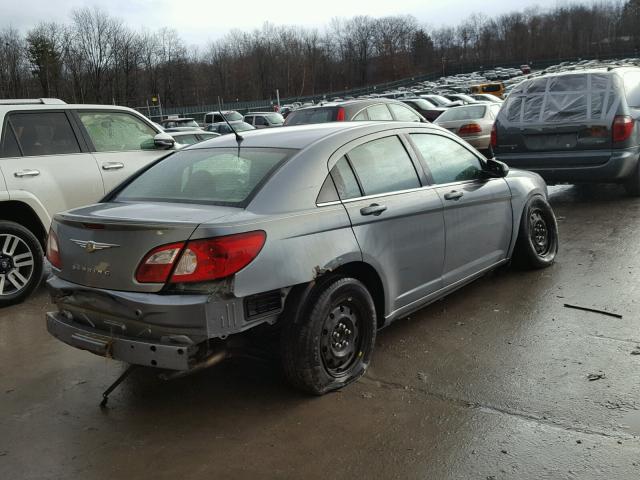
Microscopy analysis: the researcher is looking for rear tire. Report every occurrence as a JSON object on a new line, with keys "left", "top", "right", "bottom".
{"left": 0, "top": 221, "right": 43, "bottom": 307}
{"left": 281, "top": 275, "right": 376, "bottom": 395}
{"left": 512, "top": 197, "right": 558, "bottom": 269}
{"left": 624, "top": 163, "right": 640, "bottom": 196}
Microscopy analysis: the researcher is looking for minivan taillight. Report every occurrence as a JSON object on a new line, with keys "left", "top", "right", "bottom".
{"left": 135, "top": 231, "right": 266, "bottom": 284}
{"left": 490, "top": 124, "right": 497, "bottom": 148}
{"left": 46, "top": 229, "right": 62, "bottom": 269}
{"left": 613, "top": 115, "right": 634, "bottom": 143}
{"left": 336, "top": 107, "right": 346, "bottom": 121}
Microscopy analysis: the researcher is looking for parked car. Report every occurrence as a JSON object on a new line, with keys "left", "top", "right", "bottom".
{"left": 420, "top": 94, "right": 459, "bottom": 108}
{"left": 160, "top": 118, "right": 200, "bottom": 129}
{"left": 471, "top": 94, "right": 504, "bottom": 104}
{"left": 203, "top": 111, "right": 243, "bottom": 125}
{"left": 445, "top": 94, "right": 483, "bottom": 105}
{"left": 493, "top": 68, "right": 640, "bottom": 195}
{"left": 169, "top": 130, "right": 220, "bottom": 147}
{"left": 0, "top": 98, "right": 176, "bottom": 306}
{"left": 244, "top": 112, "right": 285, "bottom": 128}
{"left": 205, "top": 121, "right": 256, "bottom": 135}
{"left": 45, "top": 121, "right": 558, "bottom": 395}
{"left": 284, "top": 99, "right": 426, "bottom": 126}
{"left": 400, "top": 98, "right": 448, "bottom": 122}
{"left": 435, "top": 103, "right": 502, "bottom": 156}
{"left": 470, "top": 82, "right": 506, "bottom": 98}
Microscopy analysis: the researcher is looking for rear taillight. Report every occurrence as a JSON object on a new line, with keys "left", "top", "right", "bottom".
{"left": 458, "top": 123, "right": 483, "bottom": 135}
{"left": 135, "top": 242, "right": 185, "bottom": 283}
{"left": 135, "top": 231, "right": 266, "bottom": 284}
{"left": 613, "top": 115, "right": 634, "bottom": 143}
{"left": 490, "top": 124, "right": 497, "bottom": 148}
{"left": 336, "top": 107, "right": 346, "bottom": 121}
{"left": 170, "top": 231, "right": 266, "bottom": 283}
{"left": 46, "top": 229, "right": 62, "bottom": 269}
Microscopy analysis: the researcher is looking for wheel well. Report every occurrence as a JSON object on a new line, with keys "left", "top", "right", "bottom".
{"left": 0, "top": 201, "right": 47, "bottom": 247}
{"left": 333, "top": 262, "right": 386, "bottom": 328}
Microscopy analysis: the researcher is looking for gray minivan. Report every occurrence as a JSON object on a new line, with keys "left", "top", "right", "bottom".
{"left": 492, "top": 68, "right": 640, "bottom": 195}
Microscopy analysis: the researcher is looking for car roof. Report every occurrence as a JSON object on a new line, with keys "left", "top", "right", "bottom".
{"left": 0, "top": 103, "right": 143, "bottom": 114}
{"left": 191, "top": 121, "right": 440, "bottom": 150}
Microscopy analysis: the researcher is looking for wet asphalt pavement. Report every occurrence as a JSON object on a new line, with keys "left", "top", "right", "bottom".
{"left": 1, "top": 184, "right": 640, "bottom": 479}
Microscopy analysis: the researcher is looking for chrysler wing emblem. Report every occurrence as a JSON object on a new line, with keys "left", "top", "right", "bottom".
{"left": 70, "top": 239, "right": 120, "bottom": 253}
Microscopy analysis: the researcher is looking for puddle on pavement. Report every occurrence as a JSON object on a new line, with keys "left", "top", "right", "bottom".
{"left": 621, "top": 410, "right": 640, "bottom": 435}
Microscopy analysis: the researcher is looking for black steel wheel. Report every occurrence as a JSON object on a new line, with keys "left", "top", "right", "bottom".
{"left": 0, "top": 221, "right": 44, "bottom": 307}
{"left": 281, "top": 275, "right": 376, "bottom": 395}
{"left": 513, "top": 196, "right": 558, "bottom": 269}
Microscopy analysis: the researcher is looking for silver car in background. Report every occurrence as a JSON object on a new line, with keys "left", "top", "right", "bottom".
{"left": 45, "top": 122, "right": 558, "bottom": 395}
{"left": 434, "top": 103, "right": 502, "bottom": 155}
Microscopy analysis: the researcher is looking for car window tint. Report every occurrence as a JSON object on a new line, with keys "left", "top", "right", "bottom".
{"left": 254, "top": 116, "right": 268, "bottom": 126}
{"left": 9, "top": 112, "right": 80, "bottom": 156}
{"left": 389, "top": 104, "right": 421, "bottom": 122}
{"left": 330, "top": 156, "right": 362, "bottom": 199}
{"left": 348, "top": 136, "right": 420, "bottom": 195}
{"left": 353, "top": 110, "right": 368, "bottom": 121}
{"left": 1, "top": 122, "right": 21, "bottom": 157}
{"left": 176, "top": 134, "right": 198, "bottom": 145}
{"left": 116, "top": 148, "right": 295, "bottom": 206}
{"left": 79, "top": 112, "right": 156, "bottom": 152}
{"left": 410, "top": 134, "right": 483, "bottom": 184}
{"left": 366, "top": 104, "right": 393, "bottom": 121}
{"left": 437, "top": 105, "right": 486, "bottom": 122}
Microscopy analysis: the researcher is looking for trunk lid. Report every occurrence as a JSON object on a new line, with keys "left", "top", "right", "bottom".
{"left": 53, "top": 202, "right": 240, "bottom": 293}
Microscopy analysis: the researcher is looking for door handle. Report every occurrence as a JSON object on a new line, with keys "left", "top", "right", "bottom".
{"left": 102, "top": 162, "right": 125, "bottom": 171}
{"left": 14, "top": 169, "right": 40, "bottom": 178}
{"left": 360, "top": 203, "right": 387, "bottom": 216}
{"left": 444, "top": 190, "right": 464, "bottom": 201}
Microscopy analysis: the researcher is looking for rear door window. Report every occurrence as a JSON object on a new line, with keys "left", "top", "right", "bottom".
{"left": 347, "top": 136, "right": 420, "bottom": 195}
{"left": 366, "top": 104, "right": 393, "bottom": 121}
{"left": 411, "top": 134, "right": 483, "bottom": 184}
{"left": 1, "top": 123, "right": 21, "bottom": 157}
{"left": 9, "top": 112, "right": 81, "bottom": 156}
{"left": 78, "top": 112, "right": 157, "bottom": 152}
{"left": 389, "top": 104, "right": 421, "bottom": 122}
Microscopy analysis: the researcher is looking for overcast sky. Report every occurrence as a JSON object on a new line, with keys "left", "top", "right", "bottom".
{"left": 3, "top": 0, "right": 575, "bottom": 46}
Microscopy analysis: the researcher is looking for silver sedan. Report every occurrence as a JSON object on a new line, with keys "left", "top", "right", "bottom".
{"left": 45, "top": 122, "right": 558, "bottom": 395}
{"left": 434, "top": 103, "right": 502, "bottom": 154}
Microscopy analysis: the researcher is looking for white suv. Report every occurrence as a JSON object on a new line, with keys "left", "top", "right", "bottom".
{"left": 0, "top": 99, "right": 176, "bottom": 306}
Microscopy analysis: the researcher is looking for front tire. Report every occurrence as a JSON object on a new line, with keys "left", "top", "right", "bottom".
{"left": 512, "top": 197, "right": 558, "bottom": 269}
{"left": 0, "top": 221, "right": 43, "bottom": 307}
{"left": 281, "top": 275, "right": 376, "bottom": 395}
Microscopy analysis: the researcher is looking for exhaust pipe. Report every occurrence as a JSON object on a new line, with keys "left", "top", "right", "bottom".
{"left": 159, "top": 348, "right": 227, "bottom": 381}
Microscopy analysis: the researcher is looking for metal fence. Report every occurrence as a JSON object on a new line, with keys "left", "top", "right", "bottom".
{"left": 140, "top": 52, "right": 639, "bottom": 122}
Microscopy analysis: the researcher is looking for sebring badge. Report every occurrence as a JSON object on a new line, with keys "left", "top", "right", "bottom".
{"left": 70, "top": 239, "right": 120, "bottom": 253}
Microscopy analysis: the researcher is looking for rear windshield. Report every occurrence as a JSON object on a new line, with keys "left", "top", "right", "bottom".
{"left": 437, "top": 105, "right": 486, "bottom": 122}
{"left": 501, "top": 72, "right": 621, "bottom": 125}
{"left": 483, "top": 84, "right": 502, "bottom": 93}
{"left": 285, "top": 107, "right": 338, "bottom": 125}
{"left": 115, "top": 148, "right": 295, "bottom": 207}
{"left": 405, "top": 99, "right": 436, "bottom": 110}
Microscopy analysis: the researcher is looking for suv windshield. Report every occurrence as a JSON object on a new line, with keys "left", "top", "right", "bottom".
{"left": 115, "top": 148, "right": 296, "bottom": 206}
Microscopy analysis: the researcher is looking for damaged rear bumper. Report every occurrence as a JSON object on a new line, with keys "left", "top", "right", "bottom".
{"left": 46, "top": 311, "right": 195, "bottom": 370}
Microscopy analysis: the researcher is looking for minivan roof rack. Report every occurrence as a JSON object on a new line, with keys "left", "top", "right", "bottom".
{"left": 0, "top": 98, "right": 67, "bottom": 105}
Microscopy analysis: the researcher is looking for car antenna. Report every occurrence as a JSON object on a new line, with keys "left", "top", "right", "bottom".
{"left": 219, "top": 110, "right": 244, "bottom": 146}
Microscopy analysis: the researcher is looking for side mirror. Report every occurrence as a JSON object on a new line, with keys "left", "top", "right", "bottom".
{"left": 484, "top": 157, "right": 509, "bottom": 178}
{"left": 154, "top": 132, "right": 175, "bottom": 149}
